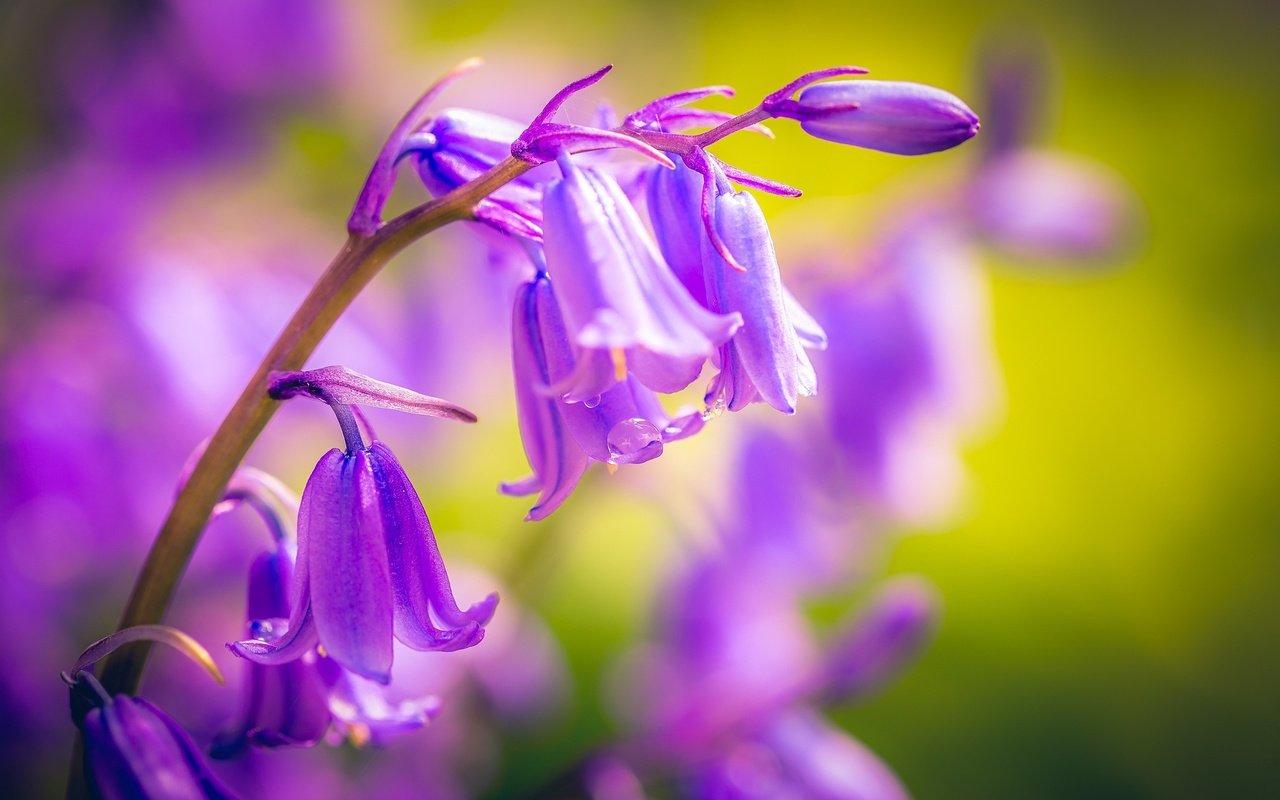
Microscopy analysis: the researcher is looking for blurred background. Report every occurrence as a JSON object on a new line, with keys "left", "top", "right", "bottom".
{"left": 1, "top": 0, "right": 1277, "bottom": 797}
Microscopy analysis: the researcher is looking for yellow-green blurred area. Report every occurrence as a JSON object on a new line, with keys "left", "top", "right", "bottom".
{"left": 415, "top": 2, "right": 1280, "bottom": 797}
{"left": 4, "top": 0, "right": 1278, "bottom": 797}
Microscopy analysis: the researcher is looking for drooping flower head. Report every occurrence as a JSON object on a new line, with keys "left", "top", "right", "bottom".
{"left": 504, "top": 272, "right": 705, "bottom": 520}
{"left": 212, "top": 469, "right": 438, "bottom": 756}
{"left": 230, "top": 367, "right": 496, "bottom": 684}
{"left": 647, "top": 156, "right": 826, "bottom": 414}
{"left": 541, "top": 153, "right": 741, "bottom": 401}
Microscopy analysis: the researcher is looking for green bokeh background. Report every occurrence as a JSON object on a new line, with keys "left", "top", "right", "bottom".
{"left": 6, "top": 0, "right": 1278, "bottom": 797}
{"left": 410, "top": 2, "right": 1279, "bottom": 797}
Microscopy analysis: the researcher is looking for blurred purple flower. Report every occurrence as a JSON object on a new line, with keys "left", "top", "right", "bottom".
{"left": 690, "top": 708, "right": 909, "bottom": 800}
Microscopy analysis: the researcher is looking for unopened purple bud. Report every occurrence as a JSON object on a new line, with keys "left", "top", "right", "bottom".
{"left": 791, "top": 80, "right": 979, "bottom": 156}
{"left": 82, "top": 695, "right": 241, "bottom": 800}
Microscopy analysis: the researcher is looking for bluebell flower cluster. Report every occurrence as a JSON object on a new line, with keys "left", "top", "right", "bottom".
{"left": 371, "top": 63, "right": 980, "bottom": 519}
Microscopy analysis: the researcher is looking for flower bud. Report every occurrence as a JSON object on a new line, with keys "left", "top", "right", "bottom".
{"left": 792, "top": 80, "right": 979, "bottom": 156}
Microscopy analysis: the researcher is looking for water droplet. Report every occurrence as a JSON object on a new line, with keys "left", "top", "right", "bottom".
{"left": 583, "top": 394, "right": 602, "bottom": 409}
{"left": 607, "top": 418, "right": 663, "bottom": 464}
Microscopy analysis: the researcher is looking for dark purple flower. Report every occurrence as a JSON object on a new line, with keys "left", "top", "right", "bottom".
{"left": 83, "top": 693, "right": 240, "bottom": 800}
{"left": 503, "top": 274, "right": 705, "bottom": 520}
{"left": 213, "top": 547, "right": 332, "bottom": 755}
{"left": 542, "top": 154, "right": 741, "bottom": 399}
{"left": 66, "top": 628, "right": 235, "bottom": 799}
{"left": 784, "top": 79, "right": 979, "bottom": 156}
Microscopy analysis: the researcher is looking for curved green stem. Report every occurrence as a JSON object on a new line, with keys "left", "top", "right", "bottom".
{"left": 97, "top": 155, "right": 531, "bottom": 697}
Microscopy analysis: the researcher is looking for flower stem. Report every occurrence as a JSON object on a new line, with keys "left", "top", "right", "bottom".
{"left": 95, "top": 155, "right": 527, "bottom": 697}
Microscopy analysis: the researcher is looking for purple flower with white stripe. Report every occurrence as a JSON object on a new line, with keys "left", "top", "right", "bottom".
{"left": 230, "top": 367, "right": 497, "bottom": 683}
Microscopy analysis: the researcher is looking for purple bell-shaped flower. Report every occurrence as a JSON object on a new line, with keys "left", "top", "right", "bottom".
{"left": 230, "top": 367, "right": 497, "bottom": 684}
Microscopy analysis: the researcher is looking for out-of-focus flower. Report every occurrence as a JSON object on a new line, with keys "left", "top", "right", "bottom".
{"left": 504, "top": 274, "right": 705, "bottom": 520}
{"left": 970, "top": 149, "right": 1137, "bottom": 261}
{"left": 231, "top": 368, "right": 496, "bottom": 683}
{"left": 542, "top": 155, "right": 741, "bottom": 400}
{"left": 780, "top": 79, "right": 980, "bottom": 156}
{"left": 690, "top": 708, "right": 909, "bottom": 800}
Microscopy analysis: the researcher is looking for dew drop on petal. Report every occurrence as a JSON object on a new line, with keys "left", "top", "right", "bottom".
{"left": 607, "top": 418, "right": 664, "bottom": 464}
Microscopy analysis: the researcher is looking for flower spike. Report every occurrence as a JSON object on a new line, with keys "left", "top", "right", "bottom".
{"left": 348, "top": 57, "right": 484, "bottom": 235}
{"left": 269, "top": 366, "right": 477, "bottom": 423}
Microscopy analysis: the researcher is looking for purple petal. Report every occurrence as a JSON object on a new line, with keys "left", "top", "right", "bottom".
{"left": 507, "top": 277, "right": 592, "bottom": 520}
{"left": 368, "top": 442, "right": 496, "bottom": 652}
{"left": 269, "top": 366, "right": 477, "bottom": 423}
{"left": 307, "top": 449, "right": 395, "bottom": 683}
{"left": 315, "top": 655, "right": 441, "bottom": 743}
{"left": 542, "top": 158, "right": 741, "bottom": 386}
{"left": 824, "top": 577, "right": 939, "bottom": 702}
{"left": 704, "top": 190, "right": 812, "bottom": 414}
{"left": 646, "top": 159, "right": 709, "bottom": 306}
{"left": 85, "top": 697, "right": 238, "bottom": 800}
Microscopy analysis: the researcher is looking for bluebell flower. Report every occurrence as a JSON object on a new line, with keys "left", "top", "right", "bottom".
{"left": 214, "top": 475, "right": 440, "bottom": 755}
{"left": 503, "top": 273, "right": 705, "bottom": 520}
{"left": 65, "top": 627, "right": 237, "bottom": 799}
{"left": 230, "top": 367, "right": 497, "bottom": 683}
{"left": 648, "top": 157, "right": 825, "bottom": 414}
{"left": 401, "top": 108, "right": 548, "bottom": 240}
{"left": 542, "top": 154, "right": 741, "bottom": 400}
{"left": 83, "top": 693, "right": 240, "bottom": 800}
